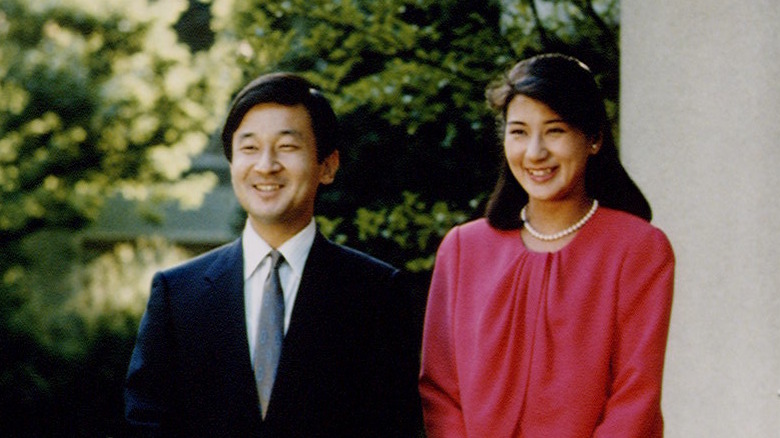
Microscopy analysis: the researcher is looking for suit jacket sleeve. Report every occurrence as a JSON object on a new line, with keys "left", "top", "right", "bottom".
{"left": 373, "top": 267, "right": 424, "bottom": 436}
{"left": 124, "top": 271, "right": 175, "bottom": 436}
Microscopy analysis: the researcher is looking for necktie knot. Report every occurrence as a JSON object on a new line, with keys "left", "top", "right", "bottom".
{"left": 269, "top": 249, "right": 284, "bottom": 271}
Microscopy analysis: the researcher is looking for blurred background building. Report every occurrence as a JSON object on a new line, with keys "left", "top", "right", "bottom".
{"left": 622, "top": 0, "right": 780, "bottom": 435}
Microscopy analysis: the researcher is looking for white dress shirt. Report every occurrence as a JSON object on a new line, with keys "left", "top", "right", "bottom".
{"left": 242, "top": 219, "right": 316, "bottom": 365}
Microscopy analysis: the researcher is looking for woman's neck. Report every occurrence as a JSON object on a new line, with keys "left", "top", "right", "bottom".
{"left": 523, "top": 197, "right": 594, "bottom": 234}
{"left": 519, "top": 197, "right": 596, "bottom": 253}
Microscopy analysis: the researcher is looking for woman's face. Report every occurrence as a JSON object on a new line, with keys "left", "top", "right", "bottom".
{"left": 503, "top": 94, "right": 598, "bottom": 205}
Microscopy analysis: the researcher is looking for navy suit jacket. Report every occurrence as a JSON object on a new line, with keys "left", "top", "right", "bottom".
{"left": 125, "top": 232, "right": 422, "bottom": 437}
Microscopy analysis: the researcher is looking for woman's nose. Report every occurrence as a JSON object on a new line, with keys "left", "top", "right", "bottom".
{"left": 526, "top": 135, "right": 548, "bottom": 160}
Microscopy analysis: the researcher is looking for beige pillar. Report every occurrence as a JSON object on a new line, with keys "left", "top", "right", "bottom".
{"left": 621, "top": 0, "right": 780, "bottom": 436}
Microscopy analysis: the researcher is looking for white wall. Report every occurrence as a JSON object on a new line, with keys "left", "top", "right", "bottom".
{"left": 621, "top": 1, "right": 780, "bottom": 436}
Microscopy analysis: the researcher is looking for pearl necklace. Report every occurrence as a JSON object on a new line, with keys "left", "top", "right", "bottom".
{"left": 521, "top": 199, "right": 599, "bottom": 241}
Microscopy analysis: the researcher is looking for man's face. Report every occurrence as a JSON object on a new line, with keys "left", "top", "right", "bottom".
{"left": 230, "top": 103, "right": 338, "bottom": 246}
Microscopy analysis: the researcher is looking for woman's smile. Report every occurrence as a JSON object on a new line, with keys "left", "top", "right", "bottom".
{"left": 504, "top": 95, "right": 596, "bottom": 204}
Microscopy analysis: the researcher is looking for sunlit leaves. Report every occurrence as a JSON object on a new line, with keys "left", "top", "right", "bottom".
{"left": 0, "top": 0, "right": 230, "bottom": 242}
{"left": 67, "top": 236, "right": 192, "bottom": 335}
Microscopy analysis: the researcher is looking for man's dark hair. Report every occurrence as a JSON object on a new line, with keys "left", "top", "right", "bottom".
{"left": 220, "top": 72, "right": 338, "bottom": 162}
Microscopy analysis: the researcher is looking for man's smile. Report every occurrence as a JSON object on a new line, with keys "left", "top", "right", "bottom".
{"left": 253, "top": 183, "right": 283, "bottom": 192}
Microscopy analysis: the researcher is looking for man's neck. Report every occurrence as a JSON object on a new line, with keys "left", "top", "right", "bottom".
{"left": 249, "top": 217, "right": 313, "bottom": 249}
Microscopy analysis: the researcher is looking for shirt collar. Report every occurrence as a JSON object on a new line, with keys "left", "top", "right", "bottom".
{"left": 242, "top": 219, "right": 317, "bottom": 280}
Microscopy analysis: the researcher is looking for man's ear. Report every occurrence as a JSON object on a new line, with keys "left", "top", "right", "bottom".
{"left": 319, "top": 150, "right": 339, "bottom": 185}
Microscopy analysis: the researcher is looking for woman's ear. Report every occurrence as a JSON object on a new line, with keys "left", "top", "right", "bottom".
{"left": 589, "top": 133, "right": 603, "bottom": 155}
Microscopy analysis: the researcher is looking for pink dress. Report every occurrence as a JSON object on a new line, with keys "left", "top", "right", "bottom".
{"left": 419, "top": 208, "right": 675, "bottom": 437}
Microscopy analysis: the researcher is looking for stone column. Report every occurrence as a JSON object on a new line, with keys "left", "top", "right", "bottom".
{"left": 621, "top": 0, "right": 780, "bottom": 435}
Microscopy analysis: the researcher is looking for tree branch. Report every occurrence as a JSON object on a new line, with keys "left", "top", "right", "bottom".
{"left": 529, "top": 0, "right": 552, "bottom": 49}
{"left": 578, "top": 0, "right": 618, "bottom": 49}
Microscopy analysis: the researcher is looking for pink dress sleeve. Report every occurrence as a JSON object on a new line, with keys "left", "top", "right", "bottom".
{"left": 419, "top": 228, "right": 468, "bottom": 437}
{"left": 593, "top": 227, "right": 675, "bottom": 437}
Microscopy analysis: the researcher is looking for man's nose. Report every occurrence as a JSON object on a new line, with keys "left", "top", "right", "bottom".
{"left": 252, "top": 148, "right": 281, "bottom": 173}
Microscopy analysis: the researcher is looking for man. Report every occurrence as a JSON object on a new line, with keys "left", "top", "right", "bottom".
{"left": 125, "top": 73, "right": 422, "bottom": 437}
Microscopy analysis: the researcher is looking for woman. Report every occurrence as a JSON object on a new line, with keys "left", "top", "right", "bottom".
{"left": 419, "top": 53, "right": 675, "bottom": 437}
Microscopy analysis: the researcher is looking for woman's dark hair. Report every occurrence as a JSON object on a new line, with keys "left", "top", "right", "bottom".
{"left": 220, "top": 72, "right": 338, "bottom": 162}
{"left": 484, "top": 53, "right": 652, "bottom": 229}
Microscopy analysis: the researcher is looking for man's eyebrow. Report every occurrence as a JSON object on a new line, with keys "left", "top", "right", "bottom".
{"left": 278, "top": 129, "right": 304, "bottom": 138}
{"left": 236, "top": 129, "right": 305, "bottom": 139}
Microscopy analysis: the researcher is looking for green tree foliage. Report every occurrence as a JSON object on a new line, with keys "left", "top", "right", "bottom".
{"left": 0, "top": 0, "right": 233, "bottom": 434}
{"left": 2, "top": 234, "right": 191, "bottom": 435}
{"left": 0, "top": 0, "right": 234, "bottom": 268}
{"left": 0, "top": 0, "right": 619, "bottom": 434}
{"left": 212, "top": 0, "right": 620, "bottom": 273}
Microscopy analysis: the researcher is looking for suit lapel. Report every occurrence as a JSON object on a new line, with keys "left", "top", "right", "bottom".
{"left": 201, "top": 239, "right": 259, "bottom": 407}
{"left": 266, "top": 233, "right": 335, "bottom": 417}
{"left": 284, "top": 232, "right": 333, "bottom": 345}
